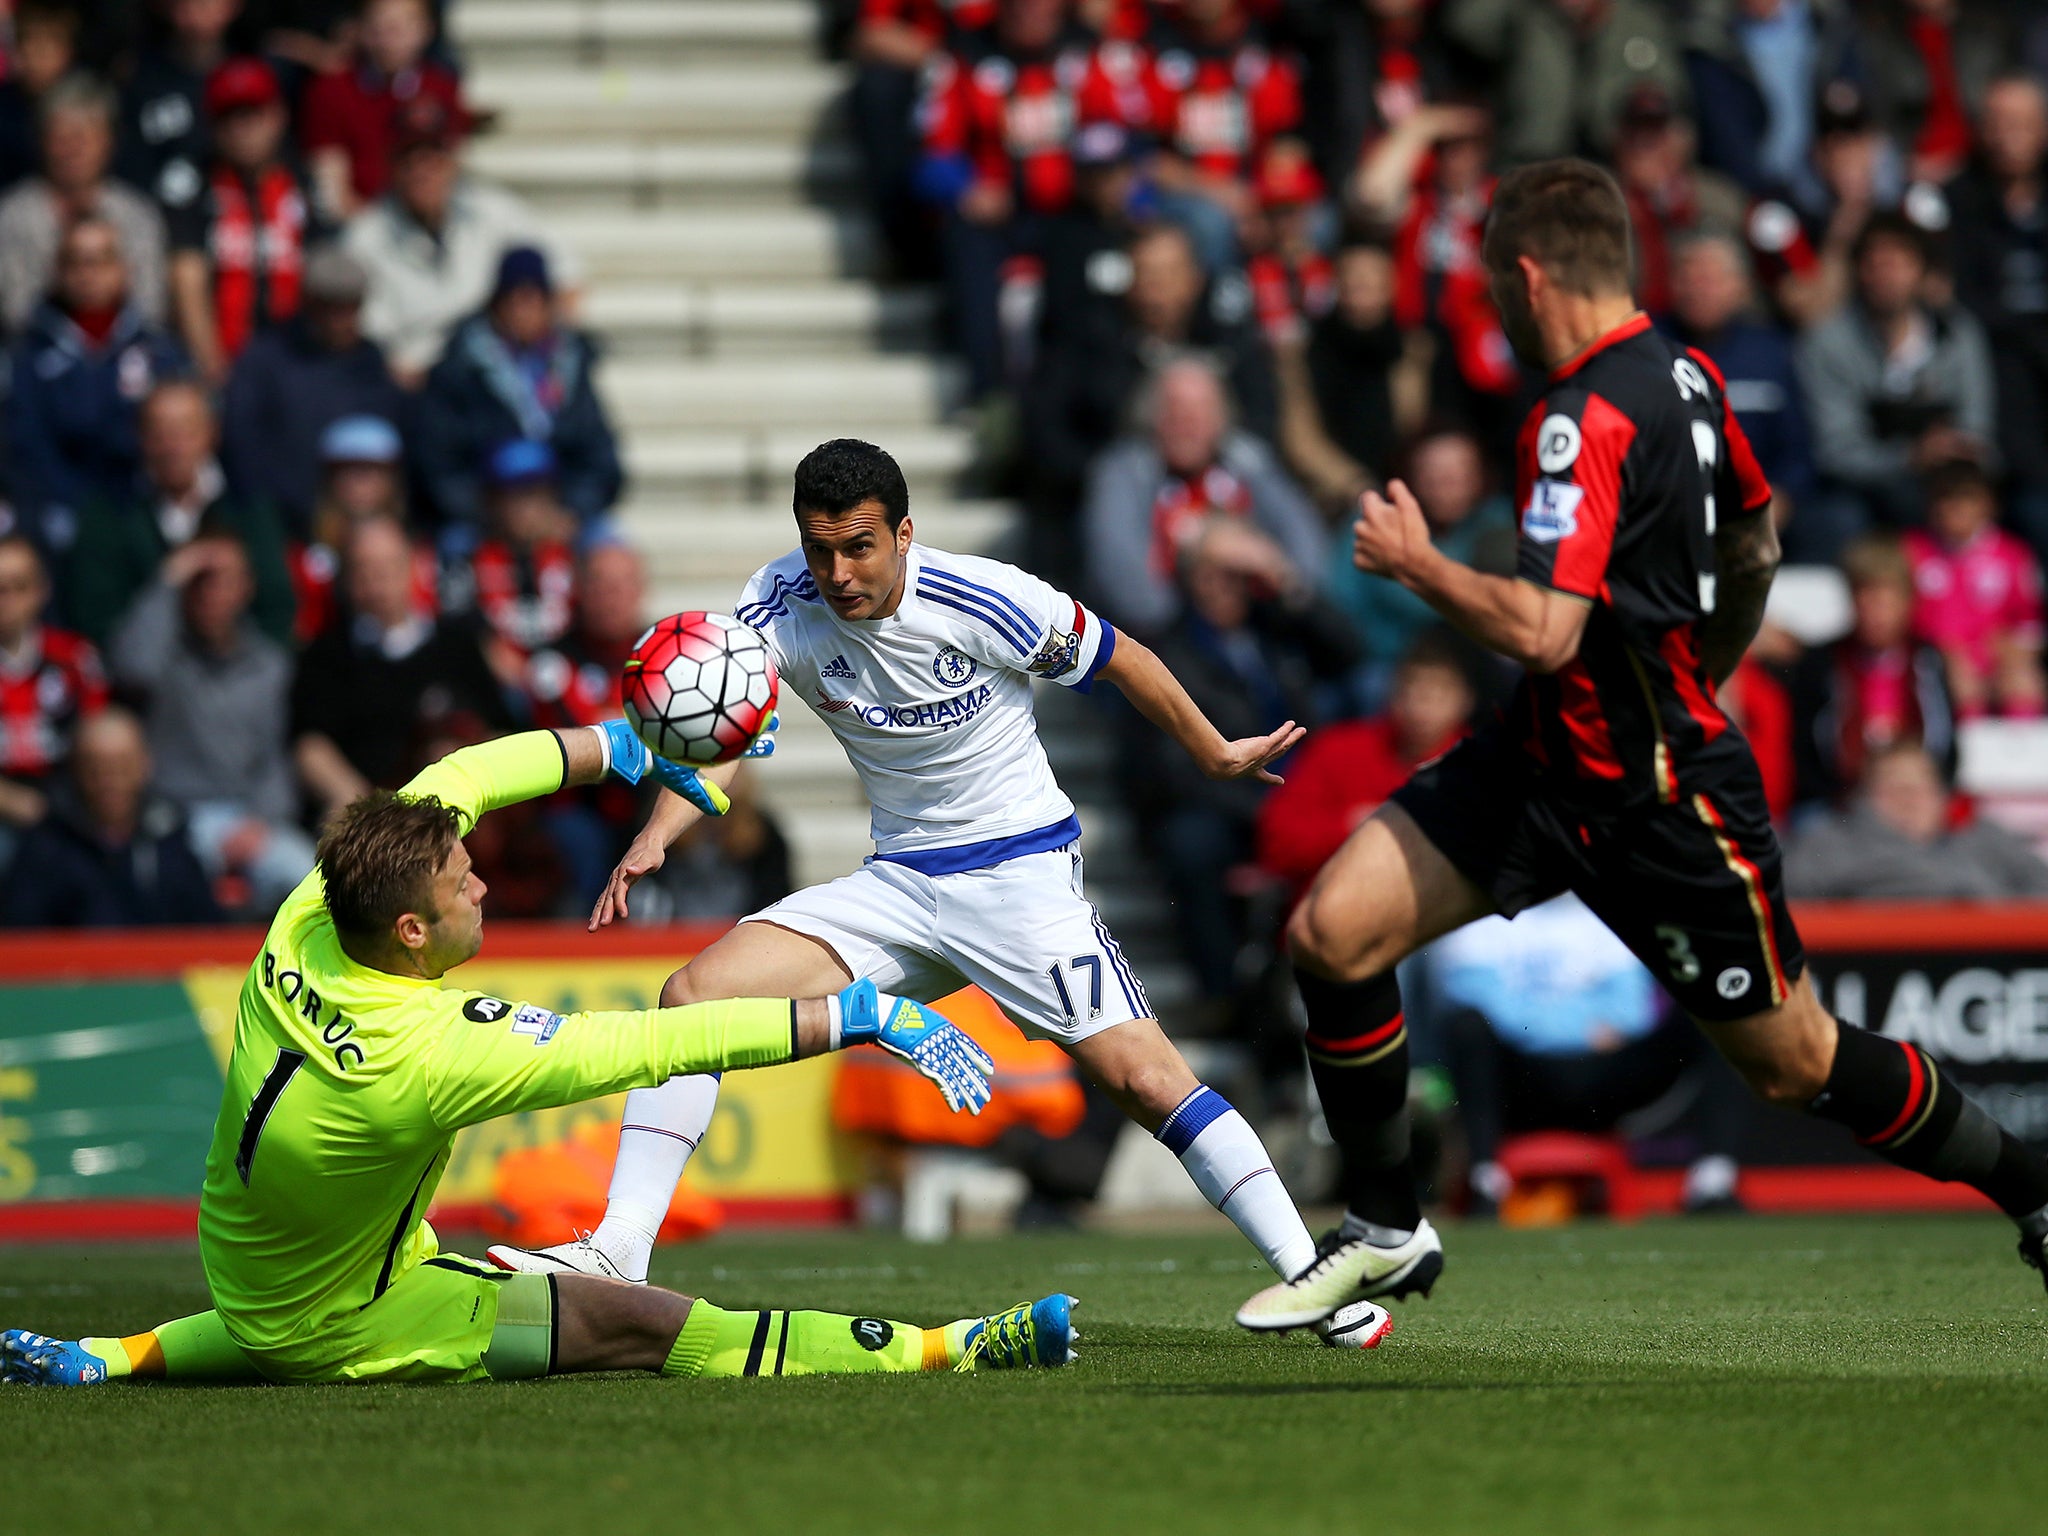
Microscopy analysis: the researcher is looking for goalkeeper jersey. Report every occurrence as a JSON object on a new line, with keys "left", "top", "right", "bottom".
{"left": 197, "top": 731, "right": 796, "bottom": 1363}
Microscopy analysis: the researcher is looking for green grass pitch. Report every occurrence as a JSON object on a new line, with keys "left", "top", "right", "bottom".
{"left": 4, "top": 1216, "right": 2046, "bottom": 1535}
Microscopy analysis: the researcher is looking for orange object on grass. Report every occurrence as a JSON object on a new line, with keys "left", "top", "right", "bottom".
{"left": 831, "top": 987, "right": 1085, "bottom": 1147}
{"left": 483, "top": 1119, "right": 724, "bottom": 1248}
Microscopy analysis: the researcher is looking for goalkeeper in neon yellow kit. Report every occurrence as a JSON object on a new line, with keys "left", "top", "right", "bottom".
{"left": 2, "top": 724, "right": 1078, "bottom": 1385}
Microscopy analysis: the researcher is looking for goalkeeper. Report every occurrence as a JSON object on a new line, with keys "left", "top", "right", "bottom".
{"left": 2, "top": 724, "right": 1077, "bottom": 1385}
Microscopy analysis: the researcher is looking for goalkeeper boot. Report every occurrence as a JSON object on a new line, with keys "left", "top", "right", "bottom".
{"left": 486, "top": 1233, "right": 637, "bottom": 1282}
{"left": 1235, "top": 1217, "right": 1443, "bottom": 1331}
{"left": 953, "top": 1293, "right": 1079, "bottom": 1372}
{"left": 1, "top": 1330, "right": 114, "bottom": 1385}
{"left": 2020, "top": 1206, "right": 2048, "bottom": 1295}
{"left": 1314, "top": 1299, "right": 1394, "bottom": 1351}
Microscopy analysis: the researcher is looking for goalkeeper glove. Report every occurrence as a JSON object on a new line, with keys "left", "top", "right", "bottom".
{"left": 834, "top": 978, "right": 996, "bottom": 1115}
{"left": 593, "top": 719, "right": 729, "bottom": 816}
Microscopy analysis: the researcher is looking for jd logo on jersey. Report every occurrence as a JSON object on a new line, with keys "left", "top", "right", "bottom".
{"left": 463, "top": 996, "right": 511, "bottom": 1023}
{"left": 1536, "top": 413, "right": 1581, "bottom": 474}
{"left": 850, "top": 1318, "right": 895, "bottom": 1351}
{"left": 933, "top": 645, "right": 978, "bottom": 688}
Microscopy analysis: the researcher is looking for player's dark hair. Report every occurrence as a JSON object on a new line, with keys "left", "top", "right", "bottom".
{"left": 316, "top": 791, "right": 461, "bottom": 942}
{"left": 792, "top": 438, "right": 910, "bottom": 530}
{"left": 1851, "top": 210, "right": 1930, "bottom": 269}
{"left": 1481, "top": 159, "right": 1633, "bottom": 297}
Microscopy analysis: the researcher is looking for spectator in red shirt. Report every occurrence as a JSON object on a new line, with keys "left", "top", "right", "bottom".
{"left": 916, "top": 0, "right": 1134, "bottom": 398}
{"left": 850, "top": 0, "right": 995, "bottom": 279}
{"left": 1139, "top": 0, "right": 1305, "bottom": 274}
{"left": 300, "top": 0, "right": 465, "bottom": 219}
{"left": 168, "top": 57, "right": 321, "bottom": 385}
{"left": 0, "top": 534, "right": 106, "bottom": 862}
{"left": 444, "top": 438, "right": 576, "bottom": 678}
{"left": 1255, "top": 627, "right": 1476, "bottom": 896}
{"left": 518, "top": 539, "right": 654, "bottom": 909}
{"left": 1904, "top": 458, "right": 2047, "bottom": 718}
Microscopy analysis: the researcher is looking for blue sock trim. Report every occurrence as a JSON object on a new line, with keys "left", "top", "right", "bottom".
{"left": 1156, "top": 1086, "right": 1232, "bottom": 1157}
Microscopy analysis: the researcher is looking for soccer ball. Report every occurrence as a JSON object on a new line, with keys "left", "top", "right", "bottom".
{"left": 621, "top": 612, "right": 778, "bottom": 767}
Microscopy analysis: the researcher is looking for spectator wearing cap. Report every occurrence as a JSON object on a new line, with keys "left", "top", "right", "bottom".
{"left": 1679, "top": 0, "right": 1865, "bottom": 204}
{"left": 1659, "top": 232, "right": 1814, "bottom": 517}
{"left": 1442, "top": 0, "right": 1688, "bottom": 165}
{"left": 291, "top": 513, "right": 512, "bottom": 817}
{"left": 343, "top": 94, "right": 577, "bottom": 383}
{"left": 106, "top": 531, "right": 314, "bottom": 915}
{"left": 441, "top": 438, "right": 578, "bottom": 673}
{"left": 167, "top": 56, "right": 326, "bottom": 385}
{"left": 0, "top": 74, "right": 169, "bottom": 333}
{"left": 113, "top": 0, "right": 239, "bottom": 217}
{"left": 1794, "top": 211, "right": 1997, "bottom": 554}
{"left": 66, "top": 378, "right": 294, "bottom": 647}
{"left": 413, "top": 245, "right": 622, "bottom": 535}
{"left": 302, "top": 0, "right": 468, "bottom": 219}
{"left": 0, "top": 4, "right": 82, "bottom": 195}
{"left": 1947, "top": 72, "right": 2048, "bottom": 564}
{"left": 288, "top": 414, "right": 438, "bottom": 643}
{"left": 5, "top": 216, "right": 189, "bottom": 558}
{"left": 1610, "top": 86, "right": 1748, "bottom": 317}
{"left": 220, "top": 244, "right": 407, "bottom": 534}
{"left": 1036, "top": 119, "right": 1157, "bottom": 350}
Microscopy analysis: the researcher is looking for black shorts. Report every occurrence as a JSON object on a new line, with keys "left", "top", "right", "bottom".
{"left": 1390, "top": 725, "right": 1804, "bottom": 1023}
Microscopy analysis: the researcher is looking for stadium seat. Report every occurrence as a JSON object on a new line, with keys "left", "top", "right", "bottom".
{"left": 1496, "top": 1131, "right": 1646, "bottom": 1222}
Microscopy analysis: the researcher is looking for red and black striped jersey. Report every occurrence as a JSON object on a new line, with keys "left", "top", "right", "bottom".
{"left": 1510, "top": 313, "right": 1773, "bottom": 807}
{"left": 0, "top": 626, "right": 107, "bottom": 781}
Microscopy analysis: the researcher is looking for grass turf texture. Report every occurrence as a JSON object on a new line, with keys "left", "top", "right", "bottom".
{"left": 3, "top": 1216, "right": 2045, "bottom": 1535}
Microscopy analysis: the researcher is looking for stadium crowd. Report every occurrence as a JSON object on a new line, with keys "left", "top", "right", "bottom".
{"left": 0, "top": 0, "right": 791, "bottom": 928}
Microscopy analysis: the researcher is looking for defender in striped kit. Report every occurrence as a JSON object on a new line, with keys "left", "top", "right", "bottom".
{"left": 1237, "top": 159, "right": 2048, "bottom": 1334}
{"left": 491, "top": 440, "right": 1390, "bottom": 1350}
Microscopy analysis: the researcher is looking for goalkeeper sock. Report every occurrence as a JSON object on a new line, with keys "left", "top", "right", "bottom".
{"left": 661, "top": 1301, "right": 961, "bottom": 1378}
{"left": 1809, "top": 1022, "right": 2048, "bottom": 1218}
{"left": 599, "top": 1073, "right": 723, "bottom": 1282}
{"left": 1156, "top": 1086, "right": 1316, "bottom": 1277}
{"left": 82, "top": 1310, "right": 260, "bottom": 1381}
{"left": 1295, "top": 967, "right": 1421, "bottom": 1234}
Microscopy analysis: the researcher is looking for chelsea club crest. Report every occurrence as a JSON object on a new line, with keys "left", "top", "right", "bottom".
{"left": 933, "top": 645, "right": 978, "bottom": 687}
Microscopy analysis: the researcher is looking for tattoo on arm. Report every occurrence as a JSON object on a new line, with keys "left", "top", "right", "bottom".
{"left": 1700, "top": 509, "right": 1780, "bottom": 685}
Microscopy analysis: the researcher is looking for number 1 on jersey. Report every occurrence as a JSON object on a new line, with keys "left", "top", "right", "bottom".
{"left": 235, "top": 1047, "right": 307, "bottom": 1185}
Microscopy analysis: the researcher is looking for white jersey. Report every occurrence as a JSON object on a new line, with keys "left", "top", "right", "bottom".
{"left": 734, "top": 543, "right": 1116, "bottom": 868}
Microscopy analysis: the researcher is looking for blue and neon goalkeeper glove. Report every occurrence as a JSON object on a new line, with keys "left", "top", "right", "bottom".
{"left": 594, "top": 719, "right": 730, "bottom": 816}
{"left": 835, "top": 978, "right": 996, "bottom": 1115}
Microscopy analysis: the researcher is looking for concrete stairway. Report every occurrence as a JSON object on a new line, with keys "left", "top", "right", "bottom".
{"left": 454, "top": 1, "right": 1197, "bottom": 1018}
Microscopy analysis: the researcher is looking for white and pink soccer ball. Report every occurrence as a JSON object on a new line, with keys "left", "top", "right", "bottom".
{"left": 621, "top": 611, "right": 778, "bottom": 767}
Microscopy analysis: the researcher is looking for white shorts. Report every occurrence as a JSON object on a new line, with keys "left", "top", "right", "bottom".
{"left": 744, "top": 843, "right": 1152, "bottom": 1043}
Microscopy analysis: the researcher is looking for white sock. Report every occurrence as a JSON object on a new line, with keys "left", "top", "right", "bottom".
{"left": 595, "top": 1073, "right": 722, "bottom": 1281}
{"left": 1156, "top": 1086, "right": 1316, "bottom": 1278}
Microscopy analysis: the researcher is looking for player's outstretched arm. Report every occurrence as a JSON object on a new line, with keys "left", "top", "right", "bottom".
{"left": 426, "top": 981, "right": 993, "bottom": 1129}
{"left": 1097, "top": 632, "right": 1305, "bottom": 784}
{"left": 1354, "top": 479, "right": 1591, "bottom": 672}
{"left": 1697, "top": 505, "right": 1781, "bottom": 684}
{"left": 587, "top": 766, "right": 743, "bottom": 931}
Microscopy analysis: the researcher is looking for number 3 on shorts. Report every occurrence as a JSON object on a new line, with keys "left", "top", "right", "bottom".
{"left": 1655, "top": 924, "right": 1701, "bottom": 985}
{"left": 1048, "top": 955, "right": 1104, "bottom": 1027}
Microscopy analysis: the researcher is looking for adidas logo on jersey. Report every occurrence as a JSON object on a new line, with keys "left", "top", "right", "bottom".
{"left": 821, "top": 654, "right": 857, "bottom": 681}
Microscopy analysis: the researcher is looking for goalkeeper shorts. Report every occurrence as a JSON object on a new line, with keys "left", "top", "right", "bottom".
{"left": 250, "top": 1256, "right": 557, "bottom": 1385}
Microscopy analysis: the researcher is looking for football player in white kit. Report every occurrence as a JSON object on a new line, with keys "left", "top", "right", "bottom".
{"left": 490, "top": 440, "right": 1389, "bottom": 1349}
